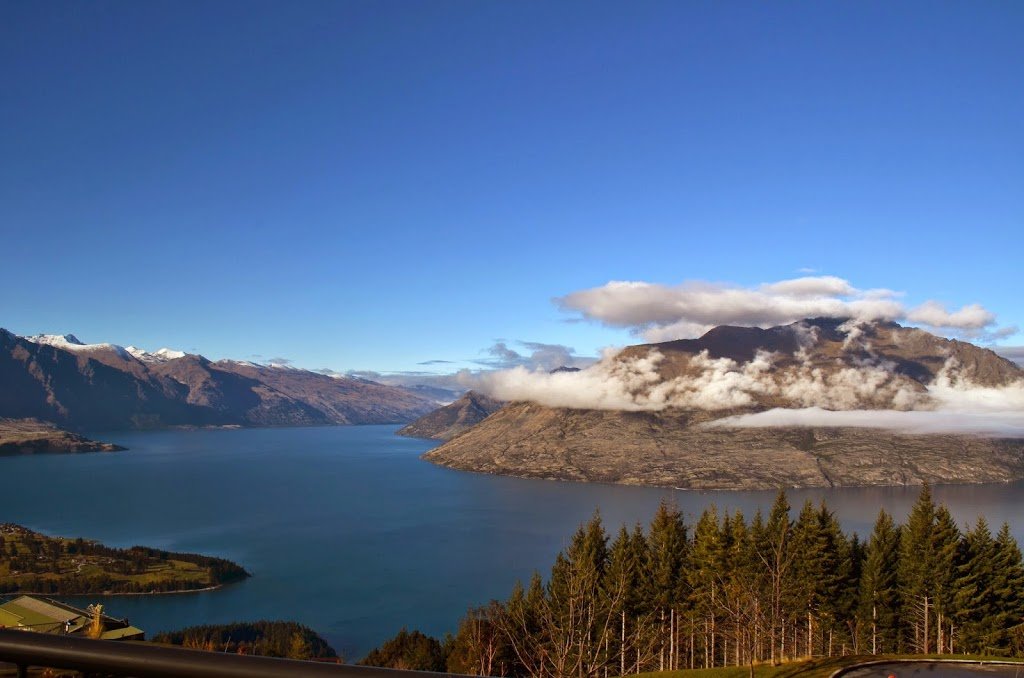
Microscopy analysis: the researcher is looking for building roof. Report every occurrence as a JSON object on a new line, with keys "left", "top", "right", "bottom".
{"left": 0, "top": 597, "right": 82, "bottom": 633}
{"left": 100, "top": 625, "right": 145, "bottom": 641}
{"left": 6, "top": 595, "right": 84, "bottom": 623}
{"left": 0, "top": 595, "right": 139, "bottom": 638}
{"left": 0, "top": 607, "right": 24, "bottom": 628}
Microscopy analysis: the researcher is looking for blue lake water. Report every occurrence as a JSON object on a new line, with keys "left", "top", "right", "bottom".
{"left": 3, "top": 425, "right": 1023, "bottom": 660}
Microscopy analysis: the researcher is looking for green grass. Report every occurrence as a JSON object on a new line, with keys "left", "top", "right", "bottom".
{"left": 633, "top": 654, "right": 1024, "bottom": 678}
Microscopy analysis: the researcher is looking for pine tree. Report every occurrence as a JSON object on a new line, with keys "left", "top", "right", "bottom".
{"left": 644, "top": 501, "right": 689, "bottom": 672}
{"left": 815, "top": 503, "right": 853, "bottom": 656}
{"left": 859, "top": 509, "right": 901, "bottom": 654}
{"left": 718, "top": 511, "right": 763, "bottom": 670}
{"left": 931, "top": 506, "right": 962, "bottom": 654}
{"left": 753, "top": 490, "right": 793, "bottom": 664}
{"left": 899, "top": 483, "right": 937, "bottom": 653}
{"left": 994, "top": 523, "right": 1024, "bottom": 626}
{"left": 788, "top": 500, "right": 828, "bottom": 657}
{"left": 995, "top": 524, "right": 1024, "bottom": 658}
{"left": 688, "top": 506, "right": 723, "bottom": 668}
{"left": 604, "top": 525, "right": 644, "bottom": 675}
{"left": 955, "top": 518, "right": 998, "bottom": 654}
{"left": 540, "top": 511, "right": 616, "bottom": 678}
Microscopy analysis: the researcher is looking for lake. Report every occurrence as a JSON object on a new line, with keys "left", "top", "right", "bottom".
{"left": 3, "top": 425, "right": 1023, "bottom": 660}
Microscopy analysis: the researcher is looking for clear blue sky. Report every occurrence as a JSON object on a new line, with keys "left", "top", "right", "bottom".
{"left": 2, "top": 1, "right": 1021, "bottom": 373}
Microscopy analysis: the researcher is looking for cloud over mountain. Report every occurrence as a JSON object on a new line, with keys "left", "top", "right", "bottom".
{"left": 465, "top": 319, "right": 1024, "bottom": 437}
{"left": 556, "top": 275, "right": 1012, "bottom": 342}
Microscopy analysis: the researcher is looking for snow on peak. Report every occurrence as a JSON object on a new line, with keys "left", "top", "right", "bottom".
{"left": 24, "top": 333, "right": 130, "bottom": 358}
{"left": 214, "top": 358, "right": 260, "bottom": 368}
{"left": 125, "top": 346, "right": 187, "bottom": 362}
{"left": 25, "top": 333, "right": 84, "bottom": 347}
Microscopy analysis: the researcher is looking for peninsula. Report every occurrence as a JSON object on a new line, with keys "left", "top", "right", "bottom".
{"left": 0, "top": 418, "right": 124, "bottom": 455}
{"left": 0, "top": 524, "right": 249, "bottom": 595}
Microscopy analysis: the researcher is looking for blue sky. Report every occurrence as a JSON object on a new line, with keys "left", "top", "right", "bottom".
{"left": 1, "top": 1, "right": 1021, "bottom": 374}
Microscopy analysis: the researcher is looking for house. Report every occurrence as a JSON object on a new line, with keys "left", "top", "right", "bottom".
{"left": 0, "top": 595, "right": 144, "bottom": 641}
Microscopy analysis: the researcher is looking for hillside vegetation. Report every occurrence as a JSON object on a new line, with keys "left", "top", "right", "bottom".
{"left": 0, "top": 524, "right": 249, "bottom": 594}
{"left": 153, "top": 621, "right": 339, "bottom": 661}
{"left": 365, "top": 485, "right": 1024, "bottom": 677}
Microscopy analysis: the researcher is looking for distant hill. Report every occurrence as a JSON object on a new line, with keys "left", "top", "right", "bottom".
{"left": 0, "top": 329, "right": 436, "bottom": 430}
{"left": 0, "top": 418, "right": 124, "bottom": 455}
{"left": 397, "top": 390, "right": 504, "bottom": 441}
{"left": 424, "top": 319, "right": 1024, "bottom": 489}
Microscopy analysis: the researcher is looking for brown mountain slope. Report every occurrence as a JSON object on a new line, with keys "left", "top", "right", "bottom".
{"left": 0, "top": 419, "right": 124, "bottom": 455}
{"left": 423, "top": 403, "right": 1024, "bottom": 489}
{"left": 424, "top": 320, "right": 1024, "bottom": 489}
{"left": 397, "top": 391, "right": 504, "bottom": 440}
{"left": 213, "top": 361, "right": 438, "bottom": 426}
{"left": 0, "top": 329, "right": 436, "bottom": 430}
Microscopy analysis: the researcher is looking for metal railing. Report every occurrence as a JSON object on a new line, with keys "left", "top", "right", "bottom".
{"left": 0, "top": 629, "right": 462, "bottom": 678}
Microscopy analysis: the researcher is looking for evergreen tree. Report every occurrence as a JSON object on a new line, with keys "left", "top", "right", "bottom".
{"left": 644, "top": 501, "right": 689, "bottom": 612}
{"left": 359, "top": 628, "right": 447, "bottom": 671}
{"left": 788, "top": 500, "right": 826, "bottom": 656}
{"left": 955, "top": 518, "right": 999, "bottom": 654}
{"left": 719, "top": 511, "right": 762, "bottom": 668}
{"left": 753, "top": 491, "right": 793, "bottom": 664}
{"left": 815, "top": 503, "right": 853, "bottom": 656}
{"left": 541, "top": 512, "right": 615, "bottom": 678}
{"left": 994, "top": 523, "right": 1024, "bottom": 627}
{"left": 931, "top": 506, "right": 962, "bottom": 653}
{"left": 604, "top": 524, "right": 648, "bottom": 676}
{"left": 899, "top": 484, "right": 937, "bottom": 652}
{"left": 859, "top": 509, "right": 901, "bottom": 654}
{"left": 497, "top": 573, "right": 546, "bottom": 678}
{"left": 643, "top": 501, "right": 689, "bottom": 671}
{"left": 688, "top": 506, "right": 723, "bottom": 668}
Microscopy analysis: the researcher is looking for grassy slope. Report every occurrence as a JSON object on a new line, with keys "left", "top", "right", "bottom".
{"left": 634, "top": 655, "right": 1024, "bottom": 678}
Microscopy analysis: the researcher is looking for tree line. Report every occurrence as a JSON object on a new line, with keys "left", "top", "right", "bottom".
{"left": 153, "top": 620, "right": 339, "bottom": 661}
{"left": 363, "top": 486, "right": 1024, "bottom": 677}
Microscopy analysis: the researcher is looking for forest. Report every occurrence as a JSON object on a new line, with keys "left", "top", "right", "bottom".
{"left": 364, "top": 486, "right": 1024, "bottom": 677}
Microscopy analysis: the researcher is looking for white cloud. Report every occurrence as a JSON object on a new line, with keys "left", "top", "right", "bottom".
{"left": 467, "top": 343, "right": 1024, "bottom": 438}
{"left": 906, "top": 301, "right": 995, "bottom": 330}
{"left": 760, "top": 275, "right": 856, "bottom": 297}
{"left": 706, "top": 407, "right": 1024, "bottom": 437}
{"left": 710, "top": 368, "right": 1024, "bottom": 436}
{"left": 555, "top": 275, "right": 1011, "bottom": 342}
{"left": 469, "top": 347, "right": 928, "bottom": 413}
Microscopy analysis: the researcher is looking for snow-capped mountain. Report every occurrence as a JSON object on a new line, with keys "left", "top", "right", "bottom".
{"left": 25, "top": 333, "right": 132, "bottom": 358}
{"left": 1, "top": 328, "right": 437, "bottom": 429}
{"left": 25, "top": 333, "right": 186, "bottom": 363}
{"left": 125, "top": 346, "right": 188, "bottom": 363}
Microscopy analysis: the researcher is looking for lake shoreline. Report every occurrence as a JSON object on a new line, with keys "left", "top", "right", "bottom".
{"left": 3, "top": 425, "right": 1021, "bottom": 661}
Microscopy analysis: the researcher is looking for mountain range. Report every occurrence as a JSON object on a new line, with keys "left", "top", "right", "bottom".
{"left": 423, "top": 319, "right": 1024, "bottom": 489}
{"left": 0, "top": 329, "right": 437, "bottom": 430}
